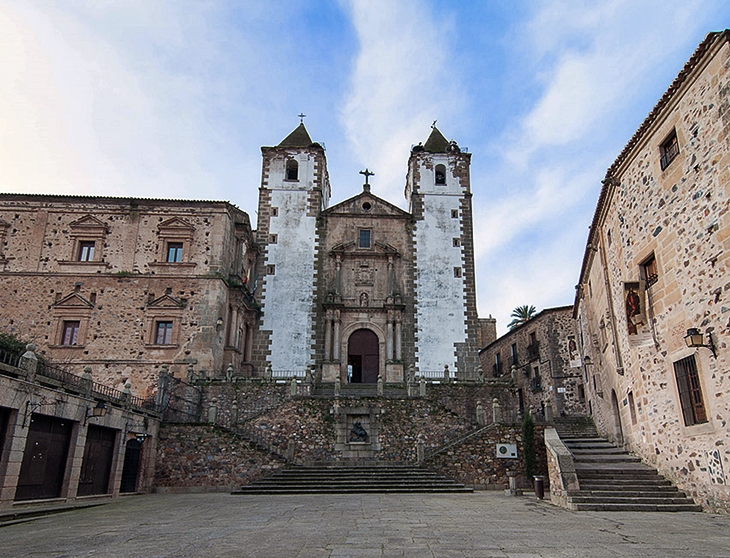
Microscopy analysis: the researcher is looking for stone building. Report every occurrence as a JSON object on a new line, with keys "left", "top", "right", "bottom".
{"left": 0, "top": 196, "right": 258, "bottom": 396}
{"left": 252, "top": 124, "right": 482, "bottom": 382}
{"left": 574, "top": 30, "right": 730, "bottom": 513}
{"left": 478, "top": 306, "right": 586, "bottom": 420}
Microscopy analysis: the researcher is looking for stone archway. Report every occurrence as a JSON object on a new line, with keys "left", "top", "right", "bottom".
{"left": 347, "top": 329, "right": 379, "bottom": 384}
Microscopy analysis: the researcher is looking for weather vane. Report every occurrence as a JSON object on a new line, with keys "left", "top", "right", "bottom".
{"left": 431, "top": 120, "right": 437, "bottom": 129}
{"left": 359, "top": 168, "right": 374, "bottom": 185}
{"left": 298, "top": 113, "right": 306, "bottom": 123}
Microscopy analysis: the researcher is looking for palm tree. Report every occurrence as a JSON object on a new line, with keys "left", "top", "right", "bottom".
{"left": 508, "top": 305, "right": 537, "bottom": 330}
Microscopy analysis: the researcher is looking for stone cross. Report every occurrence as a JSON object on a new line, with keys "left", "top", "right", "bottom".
{"left": 298, "top": 113, "right": 306, "bottom": 123}
{"left": 359, "top": 168, "right": 374, "bottom": 185}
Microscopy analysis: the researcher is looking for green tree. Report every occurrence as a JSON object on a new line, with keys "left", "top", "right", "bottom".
{"left": 0, "top": 332, "right": 26, "bottom": 356}
{"left": 508, "top": 305, "right": 537, "bottom": 330}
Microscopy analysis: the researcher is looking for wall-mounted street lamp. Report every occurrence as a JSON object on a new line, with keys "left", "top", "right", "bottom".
{"left": 684, "top": 328, "right": 717, "bottom": 358}
{"left": 84, "top": 401, "right": 108, "bottom": 425}
{"left": 216, "top": 317, "right": 224, "bottom": 330}
{"left": 135, "top": 433, "right": 148, "bottom": 444}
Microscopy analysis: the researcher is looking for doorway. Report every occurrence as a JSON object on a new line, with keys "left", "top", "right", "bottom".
{"left": 347, "top": 329, "right": 379, "bottom": 383}
{"left": 119, "top": 439, "right": 142, "bottom": 493}
{"left": 610, "top": 389, "right": 624, "bottom": 446}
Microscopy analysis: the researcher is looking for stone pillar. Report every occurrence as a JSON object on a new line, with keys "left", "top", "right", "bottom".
{"left": 492, "top": 398, "right": 502, "bottom": 424}
{"left": 377, "top": 374, "right": 384, "bottom": 396}
{"left": 333, "top": 310, "right": 341, "bottom": 361}
{"left": 245, "top": 322, "right": 254, "bottom": 363}
{"left": 443, "top": 365, "right": 450, "bottom": 383}
{"left": 80, "top": 366, "right": 93, "bottom": 397}
{"left": 505, "top": 470, "right": 523, "bottom": 497}
{"left": 324, "top": 310, "right": 332, "bottom": 361}
{"left": 289, "top": 377, "right": 298, "bottom": 398}
{"left": 419, "top": 376, "right": 426, "bottom": 397}
{"left": 476, "top": 400, "right": 486, "bottom": 426}
{"left": 0, "top": 411, "right": 27, "bottom": 504}
{"left": 264, "top": 362, "right": 273, "bottom": 381}
{"left": 186, "top": 363, "right": 196, "bottom": 383}
{"left": 387, "top": 256, "right": 394, "bottom": 294}
{"left": 208, "top": 398, "right": 218, "bottom": 423}
{"left": 122, "top": 381, "right": 132, "bottom": 410}
{"left": 225, "top": 364, "right": 234, "bottom": 381}
{"left": 230, "top": 400, "right": 238, "bottom": 426}
{"left": 19, "top": 344, "right": 38, "bottom": 382}
{"left": 395, "top": 317, "right": 402, "bottom": 361}
{"left": 335, "top": 256, "right": 342, "bottom": 295}
{"left": 334, "top": 376, "right": 341, "bottom": 397}
{"left": 416, "top": 435, "right": 425, "bottom": 465}
{"left": 386, "top": 312, "right": 393, "bottom": 361}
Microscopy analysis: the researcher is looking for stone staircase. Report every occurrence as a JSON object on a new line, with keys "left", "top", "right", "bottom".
{"left": 312, "top": 383, "right": 408, "bottom": 398}
{"left": 232, "top": 465, "right": 473, "bottom": 494}
{"left": 554, "top": 417, "right": 701, "bottom": 512}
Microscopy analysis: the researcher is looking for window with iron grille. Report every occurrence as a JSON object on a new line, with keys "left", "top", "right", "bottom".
{"left": 660, "top": 129, "right": 679, "bottom": 170}
{"left": 673, "top": 354, "right": 707, "bottom": 426}
{"left": 359, "top": 229, "right": 371, "bottom": 249}
{"left": 641, "top": 253, "right": 658, "bottom": 287}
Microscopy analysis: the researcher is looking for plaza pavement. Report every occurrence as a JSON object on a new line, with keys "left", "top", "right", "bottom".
{"left": 1, "top": 491, "right": 729, "bottom": 558}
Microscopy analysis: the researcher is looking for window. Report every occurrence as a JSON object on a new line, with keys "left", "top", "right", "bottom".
{"left": 166, "top": 242, "right": 184, "bottom": 263}
{"left": 78, "top": 241, "right": 95, "bottom": 262}
{"left": 359, "top": 229, "right": 371, "bottom": 249}
{"left": 452, "top": 238, "right": 461, "bottom": 247}
{"left": 62, "top": 321, "right": 80, "bottom": 345}
{"left": 510, "top": 343, "right": 518, "bottom": 367}
{"left": 674, "top": 354, "right": 707, "bottom": 426}
{"left": 641, "top": 253, "right": 658, "bottom": 287}
{"left": 269, "top": 234, "right": 278, "bottom": 244}
{"left": 286, "top": 160, "right": 299, "bottom": 181}
{"left": 435, "top": 164, "right": 446, "bottom": 185}
{"left": 266, "top": 264, "right": 276, "bottom": 275}
{"left": 493, "top": 353, "right": 502, "bottom": 377}
{"left": 451, "top": 209, "right": 459, "bottom": 219}
{"left": 453, "top": 267, "right": 462, "bottom": 278}
{"left": 271, "top": 207, "right": 278, "bottom": 217}
{"left": 660, "top": 129, "right": 679, "bottom": 170}
{"left": 154, "top": 321, "right": 174, "bottom": 345}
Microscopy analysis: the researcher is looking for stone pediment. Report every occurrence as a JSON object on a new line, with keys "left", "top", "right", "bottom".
{"left": 69, "top": 215, "right": 108, "bottom": 233}
{"left": 146, "top": 292, "right": 185, "bottom": 309}
{"left": 330, "top": 240, "right": 400, "bottom": 258}
{"left": 324, "top": 190, "right": 410, "bottom": 218}
{"left": 158, "top": 217, "right": 195, "bottom": 233}
{"left": 54, "top": 292, "right": 94, "bottom": 308}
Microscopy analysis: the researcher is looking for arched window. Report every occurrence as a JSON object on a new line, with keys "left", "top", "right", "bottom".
{"left": 435, "top": 164, "right": 446, "bottom": 185}
{"left": 286, "top": 160, "right": 299, "bottom": 181}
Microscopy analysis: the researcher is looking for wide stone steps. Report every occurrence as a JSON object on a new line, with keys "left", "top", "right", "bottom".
{"left": 232, "top": 466, "right": 473, "bottom": 494}
{"left": 555, "top": 418, "right": 700, "bottom": 512}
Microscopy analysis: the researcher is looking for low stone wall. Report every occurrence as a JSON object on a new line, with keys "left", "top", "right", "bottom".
{"left": 543, "top": 427, "right": 579, "bottom": 507}
{"left": 154, "top": 424, "right": 284, "bottom": 491}
{"left": 427, "top": 424, "right": 547, "bottom": 490}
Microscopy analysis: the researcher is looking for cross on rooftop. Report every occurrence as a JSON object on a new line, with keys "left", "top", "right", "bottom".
{"left": 298, "top": 113, "right": 306, "bottom": 123}
{"left": 359, "top": 168, "right": 374, "bottom": 185}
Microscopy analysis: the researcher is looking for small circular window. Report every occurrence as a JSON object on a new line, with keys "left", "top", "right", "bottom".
{"left": 362, "top": 202, "right": 372, "bottom": 211}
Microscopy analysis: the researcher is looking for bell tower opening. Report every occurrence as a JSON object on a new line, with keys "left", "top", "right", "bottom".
{"left": 347, "top": 329, "right": 379, "bottom": 384}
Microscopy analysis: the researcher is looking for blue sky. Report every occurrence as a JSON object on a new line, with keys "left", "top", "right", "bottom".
{"left": 1, "top": 1, "right": 729, "bottom": 335}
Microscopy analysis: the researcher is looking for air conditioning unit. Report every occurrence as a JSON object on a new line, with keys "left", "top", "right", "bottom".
{"left": 496, "top": 443, "right": 518, "bottom": 459}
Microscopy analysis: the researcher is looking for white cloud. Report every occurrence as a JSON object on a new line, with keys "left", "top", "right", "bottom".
{"left": 340, "top": 0, "right": 465, "bottom": 202}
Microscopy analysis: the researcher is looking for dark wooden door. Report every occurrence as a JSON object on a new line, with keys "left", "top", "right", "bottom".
{"left": 15, "top": 414, "right": 72, "bottom": 501}
{"left": 119, "top": 439, "right": 142, "bottom": 493}
{"left": 77, "top": 425, "right": 116, "bottom": 496}
{"left": 0, "top": 407, "right": 9, "bottom": 461}
{"left": 347, "top": 329, "right": 379, "bottom": 384}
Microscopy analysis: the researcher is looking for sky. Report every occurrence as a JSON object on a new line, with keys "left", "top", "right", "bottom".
{"left": 1, "top": 0, "right": 729, "bottom": 336}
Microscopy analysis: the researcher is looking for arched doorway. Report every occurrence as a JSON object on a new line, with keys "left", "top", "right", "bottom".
{"left": 119, "top": 439, "right": 142, "bottom": 493}
{"left": 347, "top": 329, "right": 379, "bottom": 383}
{"left": 610, "top": 389, "right": 624, "bottom": 447}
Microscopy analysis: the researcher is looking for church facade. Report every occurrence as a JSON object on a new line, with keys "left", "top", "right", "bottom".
{"left": 251, "top": 124, "right": 482, "bottom": 383}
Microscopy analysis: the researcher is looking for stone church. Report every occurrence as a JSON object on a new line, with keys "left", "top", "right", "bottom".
{"left": 0, "top": 124, "right": 485, "bottom": 393}
{"left": 251, "top": 123, "right": 482, "bottom": 384}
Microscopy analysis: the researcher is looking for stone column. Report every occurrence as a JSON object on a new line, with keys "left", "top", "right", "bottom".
{"left": 387, "top": 256, "right": 394, "bottom": 294}
{"left": 386, "top": 311, "right": 394, "bottom": 361}
{"left": 492, "top": 398, "right": 502, "bottom": 424}
{"left": 333, "top": 309, "right": 341, "bottom": 361}
{"left": 395, "top": 316, "right": 402, "bottom": 361}
{"left": 245, "top": 322, "right": 254, "bottom": 362}
{"left": 335, "top": 256, "right": 342, "bottom": 295}
{"left": 324, "top": 309, "right": 332, "bottom": 361}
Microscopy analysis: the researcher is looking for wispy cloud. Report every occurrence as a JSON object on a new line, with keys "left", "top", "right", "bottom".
{"left": 340, "top": 0, "right": 464, "bottom": 202}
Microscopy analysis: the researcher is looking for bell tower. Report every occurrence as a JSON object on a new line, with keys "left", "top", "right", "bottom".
{"left": 405, "top": 126, "right": 480, "bottom": 379}
{"left": 251, "top": 122, "right": 330, "bottom": 376}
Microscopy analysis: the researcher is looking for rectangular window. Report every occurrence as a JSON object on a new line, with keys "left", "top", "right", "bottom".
{"left": 166, "top": 242, "right": 184, "bottom": 263}
{"left": 660, "top": 129, "right": 679, "bottom": 170}
{"left": 78, "top": 241, "right": 95, "bottom": 262}
{"left": 452, "top": 238, "right": 461, "bottom": 247}
{"left": 451, "top": 209, "right": 459, "bottom": 219}
{"left": 673, "top": 354, "right": 707, "bottom": 426}
{"left": 510, "top": 343, "right": 518, "bottom": 367}
{"left": 359, "top": 229, "right": 371, "bottom": 249}
{"left": 62, "top": 321, "right": 80, "bottom": 345}
{"left": 493, "top": 353, "right": 502, "bottom": 377}
{"left": 453, "top": 267, "right": 462, "bottom": 278}
{"left": 154, "top": 321, "right": 174, "bottom": 345}
{"left": 266, "top": 264, "right": 276, "bottom": 275}
{"left": 269, "top": 234, "right": 278, "bottom": 244}
{"left": 641, "top": 254, "right": 658, "bottom": 287}
{"left": 271, "top": 207, "right": 278, "bottom": 217}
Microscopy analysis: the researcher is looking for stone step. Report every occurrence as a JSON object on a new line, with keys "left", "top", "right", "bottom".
{"left": 569, "top": 502, "right": 702, "bottom": 512}
{"left": 573, "top": 454, "right": 642, "bottom": 463}
{"left": 232, "top": 466, "right": 473, "bottom": 495}
{"left": 568, "top": 488, "right": 682, "bottom": 498}
{"left": 568, "top": 495, "right": 698, "bottom": 505}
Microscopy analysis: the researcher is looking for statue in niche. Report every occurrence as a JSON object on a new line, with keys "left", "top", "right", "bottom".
{"left": 350, "top": 421, "right": 369, "bottom": 442}
{"left": 360, "top": 292, "right": 369, "bottom": 307}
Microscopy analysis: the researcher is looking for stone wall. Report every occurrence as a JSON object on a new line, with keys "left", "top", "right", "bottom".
{"left": 154, "top": 424, "right": 284, "bottom": 491}
{"left": 427, "top": 424, "right": 547, "bottom": 489}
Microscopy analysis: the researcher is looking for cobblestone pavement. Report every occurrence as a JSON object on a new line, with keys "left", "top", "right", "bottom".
{"left": 2, "top": 492, "right": 730, "bottom": 557}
